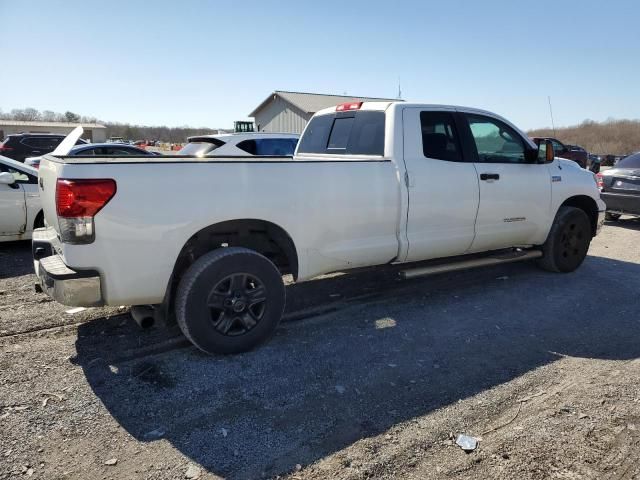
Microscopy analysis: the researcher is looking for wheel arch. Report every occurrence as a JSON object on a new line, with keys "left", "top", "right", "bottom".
{"left": 161, "top": 219, "right": 299, "bottom": 319}
{"left": 559, "top": 195, "right": 599, "bottom": 235}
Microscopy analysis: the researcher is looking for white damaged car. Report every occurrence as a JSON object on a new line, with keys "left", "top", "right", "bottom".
{"left": 0, "top": 155, "right": 43, "bottom": 241}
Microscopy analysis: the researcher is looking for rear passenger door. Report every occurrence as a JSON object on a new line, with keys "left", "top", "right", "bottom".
{"left": 460, "top": 112, "right": 551, "bottom": 252}
{"left": 402, "top": 108, "right": 480, "bottom": 262}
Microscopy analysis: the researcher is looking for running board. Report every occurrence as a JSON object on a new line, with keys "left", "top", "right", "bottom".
{"left": 399, "top": 249, "right": 543, "bottom": 280}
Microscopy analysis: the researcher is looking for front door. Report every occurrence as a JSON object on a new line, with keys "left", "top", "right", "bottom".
{"left": 402, "top": 108, "right": 480, "bottom": 262}
{"left": 0, "top": 180, "right": 26, "bottom": 236}
{"left": 460, "top": 112, "right": 551, "bottom": 252}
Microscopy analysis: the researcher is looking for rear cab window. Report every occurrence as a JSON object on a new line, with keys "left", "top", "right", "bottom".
{"left": 297, "top": 110, "right": 385, "bottom": 156}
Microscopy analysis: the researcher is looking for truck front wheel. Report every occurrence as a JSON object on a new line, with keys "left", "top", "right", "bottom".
{"left": 175, "top": 247, "right": 286, "bottom": 354}
{"left": 537, "top": 206, "right": 592, "bottom": 273}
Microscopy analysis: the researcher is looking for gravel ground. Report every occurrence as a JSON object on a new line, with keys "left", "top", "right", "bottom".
{"left": 1, "top": 218, "right": 639, "bottom": 479}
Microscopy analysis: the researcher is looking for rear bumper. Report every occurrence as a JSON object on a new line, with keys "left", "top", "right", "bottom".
{"left": 33, "top": 227, "right": 103, "bottom": 307}
{"left": 601, "top": 192, "right": 640, "bottom": 217}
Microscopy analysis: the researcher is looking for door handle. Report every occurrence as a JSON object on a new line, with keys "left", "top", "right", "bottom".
{"left": 480, "top": 173, "right": 500, "bottom": 181}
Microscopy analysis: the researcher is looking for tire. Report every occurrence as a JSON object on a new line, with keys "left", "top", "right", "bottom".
{"left": 34, "top": 211, "right": 45, "bottom": 229}
{"left": 605, "top": 212, "right": 621, "bottom": 222}
{"left": 537, "top": 206, "right": 592, "bottom": 273}
{"left": 175, "top": 247, "right": 285, "bottom": 355}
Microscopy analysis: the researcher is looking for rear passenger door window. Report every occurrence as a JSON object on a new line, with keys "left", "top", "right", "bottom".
{"left": 419, "top": 111, "right": 463, "bottom": 161}
{"left": 21, "top": 137, "right": 56, "bottom": 150}
{"left": 104, "top": 147, "right": 139, "bottom": 156}
{"left": 465, "top": 114, "right": 526, "bottom": 163}
{"left": 77, "top": 148, "right": 97, "bottom": 155}
{"left": 256, "top": 139, "right": 296, "bottom": 156}
{"left": 236, "top": 139, "right": 298, "bottom": 156}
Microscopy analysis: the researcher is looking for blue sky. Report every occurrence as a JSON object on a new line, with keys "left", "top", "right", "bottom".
{"left": 0, "top": 0, "right": 638, "bottom": 130}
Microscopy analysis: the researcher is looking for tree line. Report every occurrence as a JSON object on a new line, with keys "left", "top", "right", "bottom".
{"left": 528, "top": 118, "right": 640, "bottom": 156}
{"left": 0, "top": 107, "right": 220, "bottom": 143}
{"left": 3, "top": 107, "right": 638, "bottom": 153}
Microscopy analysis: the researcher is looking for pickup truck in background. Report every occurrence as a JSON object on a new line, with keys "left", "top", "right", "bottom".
{"left": 33, "top": 102, "right": 605, "bottom": 354}
{"left": 532, "top": 137, "right": 589, "bottom": 168}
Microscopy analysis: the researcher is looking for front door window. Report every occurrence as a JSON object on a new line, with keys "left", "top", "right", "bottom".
{"left": 466, "top": 115, "right": 526, "bottom": 163}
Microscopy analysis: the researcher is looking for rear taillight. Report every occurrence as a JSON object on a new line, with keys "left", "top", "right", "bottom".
{"left": 596, "top": 173, "right": 604, "bottom": 190}
{"left": 56, "top": 179, "right": 116, "bottom": 244}
{"left": 0, "top": 145, "right": 13, "bottom": 152}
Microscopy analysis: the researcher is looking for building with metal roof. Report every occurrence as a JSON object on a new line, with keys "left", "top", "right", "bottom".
{"left": 0, "top": 120, "right": 107, "bottom": 142}
{"left": 249, "top": 91, "right": 401, "bottom": 134}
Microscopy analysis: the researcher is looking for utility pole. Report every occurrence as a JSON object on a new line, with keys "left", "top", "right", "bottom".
{"left": 397, "top": 77, "right": 402, "bottom": 100}
{"left": 548, "top": 96, "right": 556, "bottom": 136}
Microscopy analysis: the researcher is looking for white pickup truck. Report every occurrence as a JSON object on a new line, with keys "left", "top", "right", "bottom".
{"left": 33, "top": 102, "right": 605, "bottom": 354}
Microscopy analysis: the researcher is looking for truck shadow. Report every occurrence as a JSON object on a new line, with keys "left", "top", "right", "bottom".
{"left": 0, "top": 241, "right": 33, "bottom": 279}
{"left": 73, "top": 254, "right": 640, "bottom": 479}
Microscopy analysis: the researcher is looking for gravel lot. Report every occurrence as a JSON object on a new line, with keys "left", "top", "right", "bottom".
{"left": 1, "top": 218, "right": 639, "bottom": 480}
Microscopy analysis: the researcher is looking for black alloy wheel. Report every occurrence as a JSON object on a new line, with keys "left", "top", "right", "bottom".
{"left": 207, "top": 273, "right": 267, "bottom": 336}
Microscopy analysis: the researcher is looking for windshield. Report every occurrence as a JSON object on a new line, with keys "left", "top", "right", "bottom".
{"left": 617, "top": 153, "right": 640, "bottom": 169}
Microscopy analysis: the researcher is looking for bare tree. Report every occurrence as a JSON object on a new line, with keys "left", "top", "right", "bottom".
{"left": 64, "top": 111, "right": 81, "bottom": 123}
{"left": 10, "top": 108, "right": 41, "bottom": 121}
{"left": 42, "top": 110, "right": 58, "bottom": 122}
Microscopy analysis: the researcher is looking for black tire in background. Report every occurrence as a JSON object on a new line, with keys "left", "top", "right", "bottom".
{"left": 175, "top": 247, "right": 286, "bottom": 355}
{"left": 537, "top": 206, "right": 593, "bottom": 273}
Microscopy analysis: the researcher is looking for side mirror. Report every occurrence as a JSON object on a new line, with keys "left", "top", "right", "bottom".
{"left": 0, "top": 172, "right": 16, "bottom": 186}
{"left": 536, "top": 140, "right": 555, "bottom": 163}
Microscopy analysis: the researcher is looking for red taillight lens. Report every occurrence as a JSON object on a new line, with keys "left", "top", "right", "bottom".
{"left": 336, "top": 102, "right": 362, "bottom": 111}
{"left": 0, "top": 145, "right": 13, "bottom": 152}
{"left": 56, "top": 179, "right": 117, "bottom": 218}
{"left": 596, "top": 173, "right": 604, "bottom": 189}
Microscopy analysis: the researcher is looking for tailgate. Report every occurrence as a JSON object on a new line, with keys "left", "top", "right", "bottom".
{"left": 38, "top": 155, "right": 62, "bottom": 234}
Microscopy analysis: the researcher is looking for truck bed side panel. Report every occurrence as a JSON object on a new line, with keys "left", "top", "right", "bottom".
{"left": 47, "top": 158, "right": 400, "bottom": 305}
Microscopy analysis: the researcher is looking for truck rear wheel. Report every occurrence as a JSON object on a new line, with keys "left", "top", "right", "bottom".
{"left": 175, "top": 247, "right": 285, "bottom": 354}
{"left": 537, "top": 206, "right": 592, "bottom": 273}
